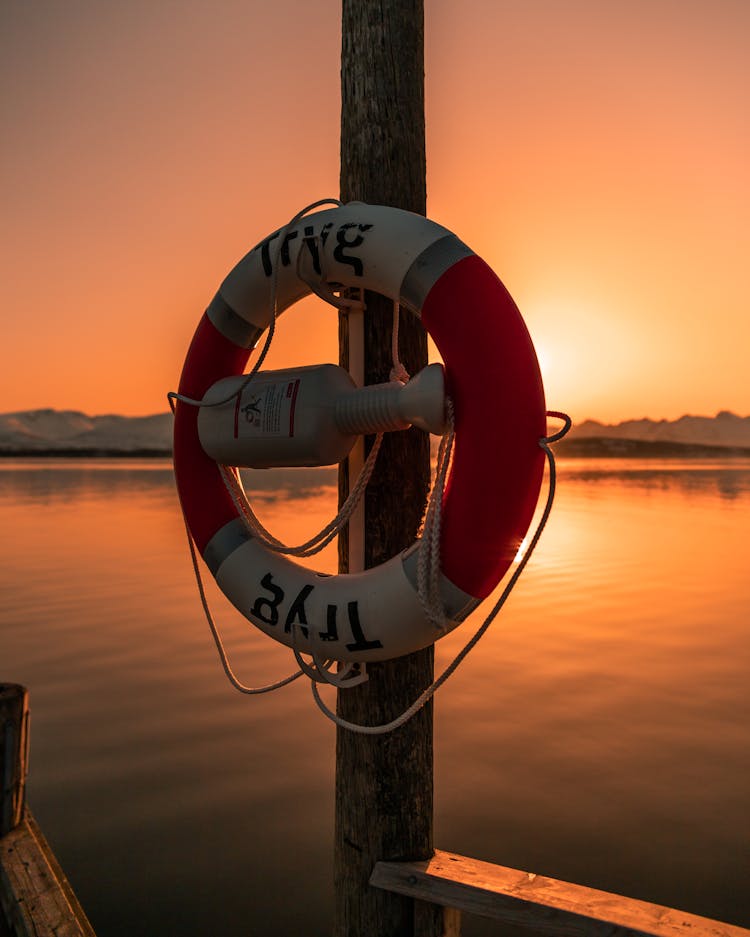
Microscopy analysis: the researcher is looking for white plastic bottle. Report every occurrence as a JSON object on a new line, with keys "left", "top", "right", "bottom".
{"left": 197, "top": 363, "right": 446, "bottom": 468}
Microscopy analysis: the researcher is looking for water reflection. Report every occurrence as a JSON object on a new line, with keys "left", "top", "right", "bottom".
{"left": 1, "top": 456, "right": 748, "bottom": 936}
{"left": 0, "top": 459, "right": 338, "bottom": 505}
{"left": 0, "top": 459, "right": 174, "bottom": 506}
{"left": 558, "top": 457, "right": 750, "bottom": 501}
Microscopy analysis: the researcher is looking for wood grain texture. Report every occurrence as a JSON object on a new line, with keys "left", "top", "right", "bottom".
{"left": 0, "top": 685, "right": 29, "bottom": 838}
{"left": 339, "top": 0, "right": 426, "bottom": 212}
{"left": 371, "top": 850, "right": 750, "bottom": 937}
{"left": 336, "top": 2, "right": 438, "bottom": 936}
{"left": 0, "top": 810, "right": 96, "bottom": 937}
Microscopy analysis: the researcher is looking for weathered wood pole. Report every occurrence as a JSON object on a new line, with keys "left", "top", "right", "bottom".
{"left": 336, "top": 3, "right": 445, "bottom": 936}
{"left": 1, "top": 684, "right": 29, "bottom": 837}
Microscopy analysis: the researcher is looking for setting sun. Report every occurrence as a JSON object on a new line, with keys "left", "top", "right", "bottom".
{"left": 1, "top": 5, "right": 749, "bottom": 936}
{"left": 1, "top": 2, "right": 747, "bottom": 424}
{"left": 524, "top": 296, "right": 644, "bottom": 423}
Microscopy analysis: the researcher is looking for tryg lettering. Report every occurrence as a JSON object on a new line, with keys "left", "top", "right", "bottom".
{"left": 250, "top": 573, "right": 383, "bottom": 652}
{"left": 255, "top": 222, "right": 373, "bottom": 279}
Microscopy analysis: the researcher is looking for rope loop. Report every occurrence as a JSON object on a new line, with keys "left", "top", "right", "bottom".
{"left": 416, "top": 397, "right": 455, "bottom": 633}
{"left": 167, "top": 197, "right": 345, "bottom": 411}
{"left": 543, "top": 410, "right": 573, "bottom": 445}
{"left": 169, "top": 197, "right": 572, "bottom": 731}
{"left": 179, "top": 509, "right": 304, "bottom": 695}
{"left": 219, "top": 432, "right": 383, "bottom": 558}
{"left": 389, "top": 301, "right": 411, "bottom": 383}
{"left": 310, "top": 409, "right": 571, "bottom": 734}
{"left": 290, "top": 630, "right": 369, "bottom": 689}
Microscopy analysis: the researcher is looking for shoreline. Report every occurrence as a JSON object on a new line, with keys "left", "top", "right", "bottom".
{"left": 3, "top": 439, "right": 750, "bottom": 460}
{"left": 554, "top": 437, "right": 750, "bottom": 459}
{"left": 0, "top": 448, "right": 172, "bottom": 459}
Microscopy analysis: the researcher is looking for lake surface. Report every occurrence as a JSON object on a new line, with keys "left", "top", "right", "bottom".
{"left": 1, "top": 457, "right": 748, "bottom": 935}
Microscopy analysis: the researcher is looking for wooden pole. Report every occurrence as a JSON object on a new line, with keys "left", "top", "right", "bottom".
{"left": 1, "top": 684, "right": 29, "bottom": 837}
{"left": 336, "top": 3, "right": 444, "bottom": 936}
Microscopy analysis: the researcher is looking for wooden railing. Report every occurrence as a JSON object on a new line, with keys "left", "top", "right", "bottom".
{"left": 371, "top": 849, "right": 750, "bottom": 937}
{"left": 4, "top": 683, "right": 747, "bottom": 937}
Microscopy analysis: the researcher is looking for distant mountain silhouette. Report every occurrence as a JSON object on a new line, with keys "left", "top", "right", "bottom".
{"left": 1, "top": 408, "right": 749, "bottom": 457}
{"left": 569, "top": 411, "right": 750, "bottom": 448}
{"left": 0, "top": 409, "right": 172, "bottom": 455}
{"left": 559, "top": 411, "right": 750, "bottom": 457}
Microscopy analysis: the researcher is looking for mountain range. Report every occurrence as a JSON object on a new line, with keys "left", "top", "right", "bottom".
{"left": 561, "top": 410, "right": 750, "bottom": 457}
{"left": 1, "top": 408, "right": 749, "bottom": 456}
{"left": 569, "top": 410, "right": 750, "bottom": 447}
{"left": 0, "top": 409, "right": 173, "bottom": 455}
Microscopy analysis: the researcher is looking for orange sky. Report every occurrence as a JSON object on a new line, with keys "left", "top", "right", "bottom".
{"left": 1, "top": 1, "right": 747, "bottom": 424}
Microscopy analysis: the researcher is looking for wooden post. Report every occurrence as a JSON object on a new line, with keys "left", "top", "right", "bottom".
{"left": 1, "top": 684, "right": 29, "bottom": 837}
{"left": 335, "top": 3, "right": 444, "bottom": 936}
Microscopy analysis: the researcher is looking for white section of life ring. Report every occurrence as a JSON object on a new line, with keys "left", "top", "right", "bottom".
{"left": 173, "top": 202, "right": 546, "bottom": 663}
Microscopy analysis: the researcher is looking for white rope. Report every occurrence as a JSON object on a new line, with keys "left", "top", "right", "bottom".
{"left": 291, "top": 633, "right": 369, "bottom": 689}
{"left": 170, "top": 390, "right": 303, "bottom": 691}
{"left": 309, "top": 411, "right": 572, "bottom": 734}
{"left": 389, "top": 301, "right": 411, "bottom": 383}
{"left": 416, "top": 397, "right": 455, "bottom": 633}
{"left": 167, "top": 197, "right": 344, "bottom": 411}
{"left": 180, "top": 511, "right": 304, "bottom": 695}
{"left": 168, "top": 196, "right": 572, "bottom": 728}
{"left": 218, "top": 431, "right": 383, "bottom": 558}
{"left": 169, "top": 196, "right": 357, "bottom": 693}
{"left": 170, "top": 196, "right": 387, "bottom": 696}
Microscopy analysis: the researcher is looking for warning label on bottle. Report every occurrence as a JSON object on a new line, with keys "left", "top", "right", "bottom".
{"left": 235, "top": 379, "right": 300, "bottom": 438}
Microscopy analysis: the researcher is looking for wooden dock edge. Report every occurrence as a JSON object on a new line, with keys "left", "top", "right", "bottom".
{"left": 370, "top": 849, "right": 750, "bottom": 937}
{"left": 0, "top": 809, "right": 96, "bottom": 937}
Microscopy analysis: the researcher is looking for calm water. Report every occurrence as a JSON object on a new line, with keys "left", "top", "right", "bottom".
{"left": 1, "top": 458, "right": 748, "bottom": 935}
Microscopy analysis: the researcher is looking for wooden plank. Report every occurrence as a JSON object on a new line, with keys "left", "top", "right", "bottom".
{"left": 0, "top": 809, "right": 96, "bottom": 937}
{"left": 370, "top": 849, "right": 750, "bottom": 937}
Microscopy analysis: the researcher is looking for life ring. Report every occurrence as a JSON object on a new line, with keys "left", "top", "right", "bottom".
{"left": 173, "top": 202, "right": 546, "bottom": 662}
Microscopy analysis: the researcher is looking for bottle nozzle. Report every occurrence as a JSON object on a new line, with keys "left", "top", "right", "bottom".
{"left": 334, "top": 363, "right": 446, "bottom": 437}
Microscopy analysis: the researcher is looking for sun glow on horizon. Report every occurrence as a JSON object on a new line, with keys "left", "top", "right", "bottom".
{"left": 524, "top": 295, "right": 643, "bottom": 423}
{"left": 1, "top": 2, "right": 747, "bottom": 424}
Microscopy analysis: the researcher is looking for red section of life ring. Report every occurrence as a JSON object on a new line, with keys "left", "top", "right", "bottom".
{"left": 420, "top": 254, "right": 545, "bottom": 598}
{"left": 173, "top": 314, "right": 251, "bottom": 552}
{"left": 172, "top": 203, "right": 546, "bottom": 662}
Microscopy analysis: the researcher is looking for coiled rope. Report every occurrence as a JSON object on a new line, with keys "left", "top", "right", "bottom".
{"left": 168, "top": 198, "right": 571, "bottom": 728}
{"left": 167, "top": 197, "right": 345, "bottom": 412}
{"left": 308, "top": 411, "right": 571, "bottom": 734}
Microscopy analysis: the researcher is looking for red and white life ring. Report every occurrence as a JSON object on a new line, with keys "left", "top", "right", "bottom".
{"left": 173, "top": 203, "right": 545, "bottom": 662}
